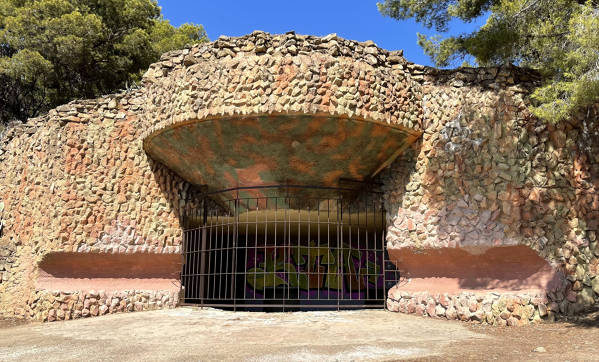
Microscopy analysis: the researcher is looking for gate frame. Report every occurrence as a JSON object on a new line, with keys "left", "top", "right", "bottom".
{"left": 180, "top": 184, "right": 397, "bottom": 311}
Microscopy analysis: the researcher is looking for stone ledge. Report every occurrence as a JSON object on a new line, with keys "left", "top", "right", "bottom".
{"left": 25, "top": 289, "right": 179, "bottom": 322}
{"left": 386, "top": 291, "right": 551, "bottom": 326}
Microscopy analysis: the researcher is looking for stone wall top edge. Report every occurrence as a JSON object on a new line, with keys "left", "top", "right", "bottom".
{"left": 0, "top": 88, "right": 145, "bottom": 159}
{"left": 156, "top": 30, "right": 407, "bottom": 65}
{"left": 389, "top": 289, "right": 547, "bottom": 299}
{"left": 3, "top": 33, "right": 545, "bottom": 144}
{"left": 148, "top": 31, "right": 543, "bottom": 90}
{"left": 3, "top": 88, "right": 143, "bottom": 130}
{"left": 141, "top": 31, "right": 413, "bottom": 85}
{"left": 409, "top": 63, "right": 542, "bottom": 90}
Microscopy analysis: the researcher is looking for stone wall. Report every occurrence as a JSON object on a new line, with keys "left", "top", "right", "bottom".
{"left": 381, "top": 64, "right": 599, "bottom": 324}
{"left": 26, "top": 289, "right": 178, "bottom": 322}
{"left": 141, "top": 30, "right": 422, "bottom": 144}
{"left": 0, "top": 89, "right": 200, "bottom": 321}
{"left": 0, "top": 31, "right": 597, "bottom": 324}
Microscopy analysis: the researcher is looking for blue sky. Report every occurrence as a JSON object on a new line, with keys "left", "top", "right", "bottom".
{"left": 157, "top": 1, "right": 487, "bottom": 67}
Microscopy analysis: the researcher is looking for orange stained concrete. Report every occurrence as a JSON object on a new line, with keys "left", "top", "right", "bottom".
{"left": 388, "top": 246, "right": 563, "bottom": 294}
{"left": 37, "top": 253, "right": 181, "bottom": 292}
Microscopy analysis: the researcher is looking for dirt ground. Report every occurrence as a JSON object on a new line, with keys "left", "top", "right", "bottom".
{"left": 0, "top": 307, "right": 598, "bottom": 361}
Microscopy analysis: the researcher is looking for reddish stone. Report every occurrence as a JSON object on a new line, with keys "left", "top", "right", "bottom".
{"left": 426, "top": 302, "right": 437, "bottom": 317}
{"left": 468, "top": 300, "right": 478, "bottom": 313}
{"left": 407, "top": 300, "right": 416, "bottom": 314}
{"left": 566, "top": 290, "right": 577, "bottom": 303}
{"left": 439, "top": 294, "right": 450, "bottom": 307}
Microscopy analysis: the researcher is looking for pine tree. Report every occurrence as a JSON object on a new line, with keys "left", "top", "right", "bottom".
{"left": 0, "top": 0, "right": 207, "bottom": 123}
{"left": 378, "top": 0, "right": 599, "bottom": 122}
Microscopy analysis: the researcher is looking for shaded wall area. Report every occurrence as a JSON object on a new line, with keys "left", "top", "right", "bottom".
{"left": 382, "top": 65, "right": 599, "bottom": 325}
{"left": 388, "top": 246, "right": 562, "bottom": 294}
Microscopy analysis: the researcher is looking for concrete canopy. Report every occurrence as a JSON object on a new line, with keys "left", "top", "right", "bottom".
{"left": 143, "top": 113, "right": 420, "bottom": 196}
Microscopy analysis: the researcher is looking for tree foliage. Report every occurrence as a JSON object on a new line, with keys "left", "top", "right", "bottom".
{"left": 378, "top": 0, "right": 599, "bottom": 122}
{"left": 0, "top": 0, "right": 207, "bottom": 123}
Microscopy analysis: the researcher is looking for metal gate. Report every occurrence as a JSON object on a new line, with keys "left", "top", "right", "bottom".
{"left": 181, "top": 185, "right": 393, "bottom": 311}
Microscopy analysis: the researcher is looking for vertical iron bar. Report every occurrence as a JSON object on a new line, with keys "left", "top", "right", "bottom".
{"left": 181, "top": 228, "right": 187, "bottom": 302}
{"left": 243, "top": 198, "right": 250, "bottom": 301}
{"left": 307, "top": 199, "right": 311, "bottom": 303}
{"left": 348, "top": 199, "right": 352, "bottom": 301}
{"left": 358, "top": 201, "right": 361, "bottom": 303}
{"left": 212, "top": 208, "right": 217, "bottom": 301}
{"left": 337, "top": 197, "right": 341, "bottom": 311}
{"left": 284, "top": 194, "right": 288, "bottom": 311}
{"left": 376, "top": 197, "right": 379, "bottom": 299}
{"left": 232, "top": 196, "right": 238, "bottom": 310}
{"left": 189, "top": 216, "right": 196, "bottom": 301}
{"left": 263, "top": 197, "right": 268, "bottom": 304}
{"left": 274, "top": 196, "right": 278, "bottom": 307}
{"left": 365, "top": 199, "right": 369, "bottom": 302}
{"left": 199, "top": 201, "right": 208, "bottom": 303}
{"left": 297, "top": 198, "right": 301, "bottom": 304}
{"left": 317, "top": 198, "right": 321, "bottom": 301}
{"left": 254, "top": 198, "right": 258, "bottom": 301}
{"left": 327, "top": 198, "right": 330, "bottom": 301}
{"left": 382, "top": 201, "right": 386, "bottom": 309}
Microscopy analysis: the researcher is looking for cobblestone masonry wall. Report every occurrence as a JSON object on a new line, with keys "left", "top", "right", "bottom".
{"left": 0, "top": 32, "right": 598, "bottom": 324}
{"left": 0, "top": 91, "right": 199, "bottom": 321}
{"left": 381, "top": 66, "right": 599, "bottom": 325}
{"left": 140, "top": 31, "right": 422, "bottom": 140}
{"left": 28, "top": 290, "right": 178, "bottom": 322}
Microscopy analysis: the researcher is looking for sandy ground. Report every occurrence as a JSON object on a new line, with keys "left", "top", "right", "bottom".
{"left": 0, "top": 307, "right": 597, "bottom": 361}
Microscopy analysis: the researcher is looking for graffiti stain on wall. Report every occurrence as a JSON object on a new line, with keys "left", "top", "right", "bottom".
{"left": 246, "top": 241, "right": 382, "bottom": 297}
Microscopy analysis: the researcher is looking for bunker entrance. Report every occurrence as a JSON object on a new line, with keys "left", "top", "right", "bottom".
{"left": 181, "top": 185, "right": 394, "bottom": 311}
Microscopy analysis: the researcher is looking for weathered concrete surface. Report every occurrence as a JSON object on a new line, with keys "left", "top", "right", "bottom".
{"left": 37, "top": 253, "right": 181, "bottom": 291}
{"left": 0, "top": 308, "right": 486, "bottom": 361}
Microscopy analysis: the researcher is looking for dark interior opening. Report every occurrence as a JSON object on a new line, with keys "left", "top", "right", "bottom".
{"left": 181, "top": 185, "right": 389, "bottom": 311}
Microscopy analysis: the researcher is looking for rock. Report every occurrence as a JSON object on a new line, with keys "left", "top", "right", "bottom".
{"left": 99, "top": 305, "right": 108, "bottom": 315}
{"left": 183, "top": 54, "right": 198, "bottom": 66}
{"left": 426, "top": 302, "right": 437, "bottom": 317}
{"left": 134, "top": 302, "right": 144, "bottom": 312}
{"left": 445, "top": 306, "right": 457, "bottom": 320}
{"left": 47, "top": 309, "right": 56, "bottom": 322}
{"left": 538, "top": 303, "right": 548, "bottom": 317}
{"left": 107, "top": 99, "right": 117, "bottom": 109}
{"left": 579, "top": 287, "right": 595, "bottom": 305}
{"left": 567, "top": 290, "right": 577, "bottom": 303}
{"left": 592, "top": 277, "right": 599, "bottom": 295}
{"left": 471, "top": 309, "right": 485, "bottom": 322}
{"left": 387, "top": 299, "right": 399, "bottom": 312}
{"left": 533, "top": 347, "right": 547, "bottom": 353}
{"left": 468, "top": 299, "right": 478, "bottom": 312}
